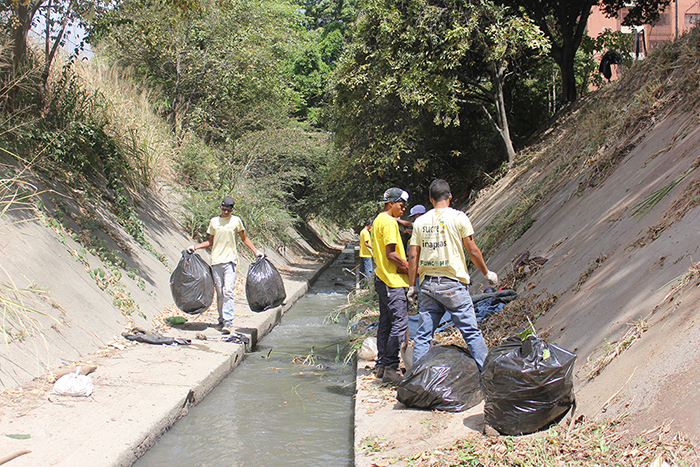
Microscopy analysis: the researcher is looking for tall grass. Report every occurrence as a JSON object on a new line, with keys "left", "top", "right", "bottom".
{"left": 74, "top": 60, "right": 173, "bottom": 188}
{"left": 0, "top": 163, "right": 51, "bottom": 347}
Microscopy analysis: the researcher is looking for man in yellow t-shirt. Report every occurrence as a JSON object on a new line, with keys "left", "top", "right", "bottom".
{"left": 371, "top": 187, "right": 410, "bottom": 384}
{"left": 358, "top": 218, "right": 373, "bottom": 286}
{"left": 407, "top": 179, "right": 498, "bottom": 370}
{"left": 188, "top": 197, "right": 263, "bottom": 335}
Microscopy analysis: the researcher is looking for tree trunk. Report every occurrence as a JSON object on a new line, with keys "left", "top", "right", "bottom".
{"left": 492, "top": 62, "right": 516, "bottom": 165}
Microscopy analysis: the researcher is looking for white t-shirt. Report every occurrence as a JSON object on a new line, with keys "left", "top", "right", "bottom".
{"left": 409, "top": 207, "right": 474, "bottom": 284}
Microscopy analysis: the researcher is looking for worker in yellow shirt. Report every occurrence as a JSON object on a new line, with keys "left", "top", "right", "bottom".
{"left": 358, "top": 218, "right": 373, "bottom": 286}
{"left": 188, "top": 196, "right": 263, "bottom": 335}
{"left": 371, "top": 188, "right": 410, "bottom": 384}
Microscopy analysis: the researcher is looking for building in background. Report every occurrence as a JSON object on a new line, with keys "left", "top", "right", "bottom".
{"left": 589, "top": 1, "right": 700, "bottom": 56}
{"left": 588, "top": 1, "right": 700, "bottom": 81}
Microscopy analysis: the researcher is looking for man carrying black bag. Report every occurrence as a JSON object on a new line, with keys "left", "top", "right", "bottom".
{"left": 188, "top": 197, "right": 263, "bottom": 334}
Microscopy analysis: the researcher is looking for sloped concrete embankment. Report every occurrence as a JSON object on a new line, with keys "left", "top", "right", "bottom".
{"left": 468, "top": 110, "right": 700, "bottom": 440}
{"left": 354, "top": 110, "right": 700, "bottom": 466}
{"left": 0, "top": 181, "right": 349, "bottom": 465}
{"left": 0, "top": 182, "right": 340, "bottom": 389}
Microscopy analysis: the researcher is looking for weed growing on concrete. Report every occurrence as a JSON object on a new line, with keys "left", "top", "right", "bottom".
{"left": 662, "top": 261, "right": 700, "bottom": 303}
{"left": 0, "top": 165, "right": 56, "bottom": 346}
{"left": 585, "top": 319, "right": 647, "bottom": 381}
{"left": 360, "top": 435, "right": 392, "bottom": 453}
{"left": 573, "top": 254, "right": 608, "bottom": 293}
{"left": 324, "top": 288, "right": 379, "bottom": 364}
{"left": 631, "top": 165, "right": 696, "bottom": 219}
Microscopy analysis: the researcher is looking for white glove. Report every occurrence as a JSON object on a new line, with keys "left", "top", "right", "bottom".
{"left": 255, "top": 250, "right": 264, "bottom": 258}
{"left": 407, "top": 286, "right": 418, "bottom": 307}
{"left": 187, "top": 245, "right": 196, "bottom": 253}
{"left": 486, "top": 270, "right": 498, "bottom": 285}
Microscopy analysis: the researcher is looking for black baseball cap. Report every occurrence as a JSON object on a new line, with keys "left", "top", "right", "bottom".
{"left": 380, "top": 188, "right": 409, "bottom": 203}
{"left": 221, "top": 196, "right": 235, "bottom": 208}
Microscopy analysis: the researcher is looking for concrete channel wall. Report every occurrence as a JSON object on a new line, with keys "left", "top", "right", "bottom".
{"left": 0, "top": 235, "right": 351, "bottom": 466}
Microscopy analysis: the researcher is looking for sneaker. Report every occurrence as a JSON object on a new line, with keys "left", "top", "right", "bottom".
{"left": 382, "top": 367, "right": 402, "bottom": 385}
{"left": 221, "top": 321, "right": 233, "bottom": 334}
{"left": 373, "top": 365, "right": 385, "bottom": 379}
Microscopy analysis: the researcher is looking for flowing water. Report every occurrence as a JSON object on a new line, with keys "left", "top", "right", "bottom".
{"left": 135, "top": 248, "right": 357, "bottom": 467}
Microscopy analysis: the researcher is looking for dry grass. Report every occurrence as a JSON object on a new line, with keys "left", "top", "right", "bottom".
{"left": 406, "top": 417, "right": 698, "bottom": 466}
{"left": 433, "top": 292, "right": 558, "bottom": 349}
{"left": 663, "top": 261, "right": 700, "bottom": 304}
{"left": 573, "top": 254, "right": 608, "bottom": 293}
{"left": 497, "top": 259, "right": 545, "bottom": 291}
{"left": 73, "top": 59, "right": 174, "bottom": 188}
{"left": 584, "top": 320, "right": 648, "bottom": 381}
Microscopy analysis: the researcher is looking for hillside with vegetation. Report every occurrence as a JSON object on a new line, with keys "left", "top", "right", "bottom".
{"left": 345, "top": 29, "right": 700, "bottom": 467}
{"left": 2, "top": 0, "right": 700, "bottom": 463}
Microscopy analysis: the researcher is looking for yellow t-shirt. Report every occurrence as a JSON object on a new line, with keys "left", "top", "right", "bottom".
{"left": 359, "top": 228, "right": 372, "bottom": 258}
{"left": 409, "top": 207, "right": 474, "bottom": 284}
{"left": 371, "top": 212, "right": 409, "bottom": 288}
{"left": 206, "top": 215, "right": 245, "bottom": 265}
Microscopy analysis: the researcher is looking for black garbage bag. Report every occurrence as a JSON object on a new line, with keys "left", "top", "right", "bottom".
{"left": 170, "top": 250, "right": 215, "bottom": 314}
{"left": 246, "top": 256, "right": 286, "bottom": 312}
{"left": 481, "top": 334, "right": 576, "bottom": 436}
{"left": 397, "top": 345, "right": 483, "bottom": 412}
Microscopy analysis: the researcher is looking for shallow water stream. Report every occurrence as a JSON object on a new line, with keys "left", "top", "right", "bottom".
{"left": 135, "top": 248, "right": 357, "bottom": 467}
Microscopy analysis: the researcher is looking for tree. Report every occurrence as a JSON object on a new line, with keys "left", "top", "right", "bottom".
{"left": 498, "top": 0, "right": 671, "bottom": 103}
{"left": 3, "top": 0, "right": 104, "bottom": 100}
{"left": 330, "top": 0, "right": 548, "bottom": 166}
{"left": 91, "top": 0, "right": 307, "bottom": 142}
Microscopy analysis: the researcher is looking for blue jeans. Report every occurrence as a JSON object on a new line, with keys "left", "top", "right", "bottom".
{"left": 359, "top": 257, "right": 374, "bottom": 285}
{"left": 374, "top": 276, "right": 408, "bottom": 368}
{"left": 212, "top": 262, "right": 236, "bottom": 324}
{"left": 413, "top": 276, "right": 488, "bottom": 370}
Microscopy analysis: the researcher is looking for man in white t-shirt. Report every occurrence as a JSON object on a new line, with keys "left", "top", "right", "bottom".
{"left": 407, "top": 180, "right": 498, "bottom": 369}
{"left": 189, "top": 197, "right": 263, "bottom": 334}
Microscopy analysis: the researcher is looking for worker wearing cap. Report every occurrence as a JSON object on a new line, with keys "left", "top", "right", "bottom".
{"left": 409, "top": 204, "right": 426, "bottom": 220}
{"left": 371, "top": 187, "right": 410, "bottom": 384}
{"left": 188, "top": 196, "right": 263, "bottom": 334}
{"left": 407, "top": 180, "right": 498, "bottom": 370}
{"left": 358, "top": 218, "right": 374, "bottom": 286}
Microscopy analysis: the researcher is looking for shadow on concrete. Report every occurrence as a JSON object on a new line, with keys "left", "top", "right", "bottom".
{"left": 463, "top": 413, "right": 484, "bottom": 431}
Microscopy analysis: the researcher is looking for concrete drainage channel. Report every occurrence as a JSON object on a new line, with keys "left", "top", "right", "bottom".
{"left": 134, "top": 245, "right": 358, "bottom": 467}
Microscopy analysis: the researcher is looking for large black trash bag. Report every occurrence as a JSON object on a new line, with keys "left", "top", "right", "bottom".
{"left": 481, "top": 334, "right": 576, "bottom": 436}
{"left": 246, "top": 256, "right": 286, "bottom": 312}
{"left": 397, "top": 345, "right": 483, "bottom": 412}
{"left": 170, "top": 250, "right": 215, "bottom": 314}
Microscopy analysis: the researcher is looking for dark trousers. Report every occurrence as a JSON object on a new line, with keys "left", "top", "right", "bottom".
{"left": 374, "top": 276, "right": 408, "bottom": 368}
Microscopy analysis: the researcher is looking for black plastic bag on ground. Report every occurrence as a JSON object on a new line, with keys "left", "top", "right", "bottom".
{"left": 246, "top": 256, "right": 286, "bottom": 312}
{"left": 397, "top": 345, "right": 483, "bottom": 412}
{"left": 481, "top": 334, "right": 576, "bottom": 436}
{"left": 170, "top": 250, "right": 215, "bottom": 314}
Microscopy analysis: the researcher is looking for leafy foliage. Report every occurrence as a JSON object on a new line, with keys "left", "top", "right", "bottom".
{"left": 91, "top": 0, "right": 306, "bottom": 143}
{"left": 324, "top": 0, "right": 551, "bottom": 223}
{"left": 497, "top": 0, "right": 671, "bottom": 102}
